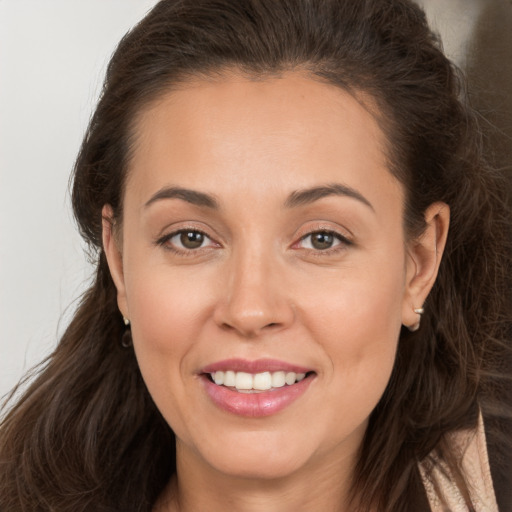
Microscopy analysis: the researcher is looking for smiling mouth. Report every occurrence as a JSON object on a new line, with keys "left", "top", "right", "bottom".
{"left": 201, "top": 362, "right": 316, "bottom": 416}
{"left": 206, "top": 370, "right": 314, "bottom": 393}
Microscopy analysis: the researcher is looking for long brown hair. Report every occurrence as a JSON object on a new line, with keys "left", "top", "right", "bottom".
{"left": 1, "top": 1, "right": 511, "bottom": 510}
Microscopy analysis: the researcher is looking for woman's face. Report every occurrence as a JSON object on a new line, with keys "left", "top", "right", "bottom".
{"left": 105, "top": 73, "right": 429, "bottom": 480}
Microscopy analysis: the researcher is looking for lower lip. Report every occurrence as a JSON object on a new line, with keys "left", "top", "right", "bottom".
{"left": 201, "top": 374, "right": 314, "bottom": 417}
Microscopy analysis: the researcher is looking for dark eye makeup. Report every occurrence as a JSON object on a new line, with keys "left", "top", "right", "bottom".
{"left": 155, "top": 227, "right": 353, "bottom": 257}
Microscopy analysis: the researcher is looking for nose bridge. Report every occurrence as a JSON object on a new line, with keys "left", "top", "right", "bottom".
{"left": 215, "top": 235, "right": 293, "bottom": 336}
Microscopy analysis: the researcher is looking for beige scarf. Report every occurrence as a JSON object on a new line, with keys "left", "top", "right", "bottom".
{"left": 419, "top": 413, "right": 499, "bottom": 511}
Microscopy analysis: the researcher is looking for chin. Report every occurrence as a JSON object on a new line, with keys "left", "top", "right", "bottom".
{"left": 198, "top": 431, "right": 313, "bottom": 480}
{"left": 210, "top": 455, "right": 307, "bottom": 481}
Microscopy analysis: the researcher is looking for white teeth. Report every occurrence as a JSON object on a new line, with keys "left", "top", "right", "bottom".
{"left": 285, "top": 372, "right": 296, "bottom": 385}
{"left": 224, "top": 370, "right": 236, "bottom": 387}
{"left": 271, "top": 371, "right": 286, "bottom": 388}
{"left": 210, "top": 370, "right": 308, "bottom": 391}
{"left": 235, "top": 371, "right": 253, "bottom": 390}
{"left": 253, "top": 372, "right": 272, "bottom": 390}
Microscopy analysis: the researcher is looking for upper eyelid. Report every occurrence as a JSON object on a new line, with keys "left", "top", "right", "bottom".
{"left": 156, "top": 221, "right": 218, "bottom": 240}
{"left": 161, "top": 227, "right": 350, "bottom": 241}
{"left": 301, "top": 228, "right": 350, "bottom": 239}
{"left": 301, "top": 230, "right": 348, "bottom": 242}
{"left": 155, "top": 223, "right": 353, "bottom": 248}
{"left": 294, "top": 223, "right": 353, "bottom": 242}
{"left": 295, "top": 230, "right": 352, "bottom": 248}
{"left": 164, "top": 228, "right": 214, "bottom": 240}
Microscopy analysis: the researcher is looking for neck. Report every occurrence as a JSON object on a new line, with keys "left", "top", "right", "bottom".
{"left": 155, "top": 441, "right": 361, "bottom": 512}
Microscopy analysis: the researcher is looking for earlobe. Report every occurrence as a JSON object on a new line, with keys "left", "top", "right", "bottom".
{"left": 402, "top": 202, "right": 450, "bottom": 331}
{"left": 101, "top": 204, "right": 128, "bottom": 319}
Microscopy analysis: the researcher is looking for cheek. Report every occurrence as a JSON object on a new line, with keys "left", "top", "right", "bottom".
{"left": 301, "top": 258, "right": 405, "bottom": 413}
{"left": 124, "top": 267, "right": 216, "bottom": 438}
{"left": 128, "top": 272, "right": 213, "bottom": 362}
{"left": 302, "top": 252, "right": 405, "bottom": 346}
{"left": 122, "top": 255, "right": 217, "bottom": 393}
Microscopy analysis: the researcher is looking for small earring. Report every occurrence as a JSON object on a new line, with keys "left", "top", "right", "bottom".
{"left": 121, "top": 316, "right": 132, "bottom": 348}
{"left": 407, "top": 306, "right": 424, "bottom": 332}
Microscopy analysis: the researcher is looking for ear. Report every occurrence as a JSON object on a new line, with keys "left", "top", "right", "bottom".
{"left": 102, "top": 204, "right": 129, "bottom": 320}
{"left": 402, "top": 202, "right": 450, "bottom": 331}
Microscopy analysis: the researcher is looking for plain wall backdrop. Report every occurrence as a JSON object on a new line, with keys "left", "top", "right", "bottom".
{"left": 0, "top": 1, "right": 159, "bottom": 399}
{"left": 2, "top": 0, "right": 507, "bottom": 400}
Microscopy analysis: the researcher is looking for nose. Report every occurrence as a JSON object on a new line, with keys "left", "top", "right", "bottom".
{"left": 213, "top": 247, "right": 295, "bottom": 338}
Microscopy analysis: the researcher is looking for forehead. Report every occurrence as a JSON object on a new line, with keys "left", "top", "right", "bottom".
{"left": 126, "top": 72, "right": 402, "bottom": 212}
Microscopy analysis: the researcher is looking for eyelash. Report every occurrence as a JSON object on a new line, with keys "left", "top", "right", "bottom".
{"left": 155, "top": 228, "right": 216, "bottom": 256}
{"left": 295, "top": 229, "right": 353, "bottom": 255}
{"left": 155, "top": 228, "right": 353, "bottom": 256}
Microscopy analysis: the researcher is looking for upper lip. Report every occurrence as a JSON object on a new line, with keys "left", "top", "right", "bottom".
{"left": 201, "top": 358, "right": 313, "bottom": 374}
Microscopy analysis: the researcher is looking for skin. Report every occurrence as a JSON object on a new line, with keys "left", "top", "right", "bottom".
{"left": 102, "top": 72, "right": 449, "bottom": 512}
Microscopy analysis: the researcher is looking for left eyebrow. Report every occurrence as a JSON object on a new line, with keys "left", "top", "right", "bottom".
{"left": 143, "top": 186, "right": 220, "bottom": 210}
{"left": 284, "top": 183, "right": 374, "bottom": 211}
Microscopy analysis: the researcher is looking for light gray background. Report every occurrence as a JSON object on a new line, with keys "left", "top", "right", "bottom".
{"left": 0, "top": 1, "right": 503, "bottom": 399}
{"left": 0, "top": 1, "right": 159, "bottom": 399}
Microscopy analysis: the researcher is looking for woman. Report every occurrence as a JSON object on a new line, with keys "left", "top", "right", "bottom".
{"left": 1, "top": 0, "right": 510, "bottom": 511}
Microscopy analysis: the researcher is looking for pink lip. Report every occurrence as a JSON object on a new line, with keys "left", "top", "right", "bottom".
{"left": 200, "top": 358, "right": 315, "bottom": 417}
{"left": 202, "top": 358, "right": 311, "bottom": 374}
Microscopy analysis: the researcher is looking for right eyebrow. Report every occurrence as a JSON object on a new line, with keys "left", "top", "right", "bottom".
{"left": 143, "top": 186, "right": 220, "bottom": 210}
{"left": 284, "top": 183, "right": 374, "bottom": 211}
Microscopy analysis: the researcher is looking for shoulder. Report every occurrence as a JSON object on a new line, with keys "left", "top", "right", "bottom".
{"left": 485, "top": 414, "right": 512, "bottom": 512}
{"left": 419, "top": 412, "right": 507, "bottom": 512}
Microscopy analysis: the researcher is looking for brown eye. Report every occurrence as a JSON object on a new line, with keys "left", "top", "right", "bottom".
{"left": 179, "top": 231, "right": 205, "bottom": 249}
{"left": 310, "top": 232, "right": 335, "bottom": 250}
{"left": 296, "top": 230, "right": 350, "bottom": 252}
{"left": 157, "top": 229, "right": 218, "bottom": 254}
